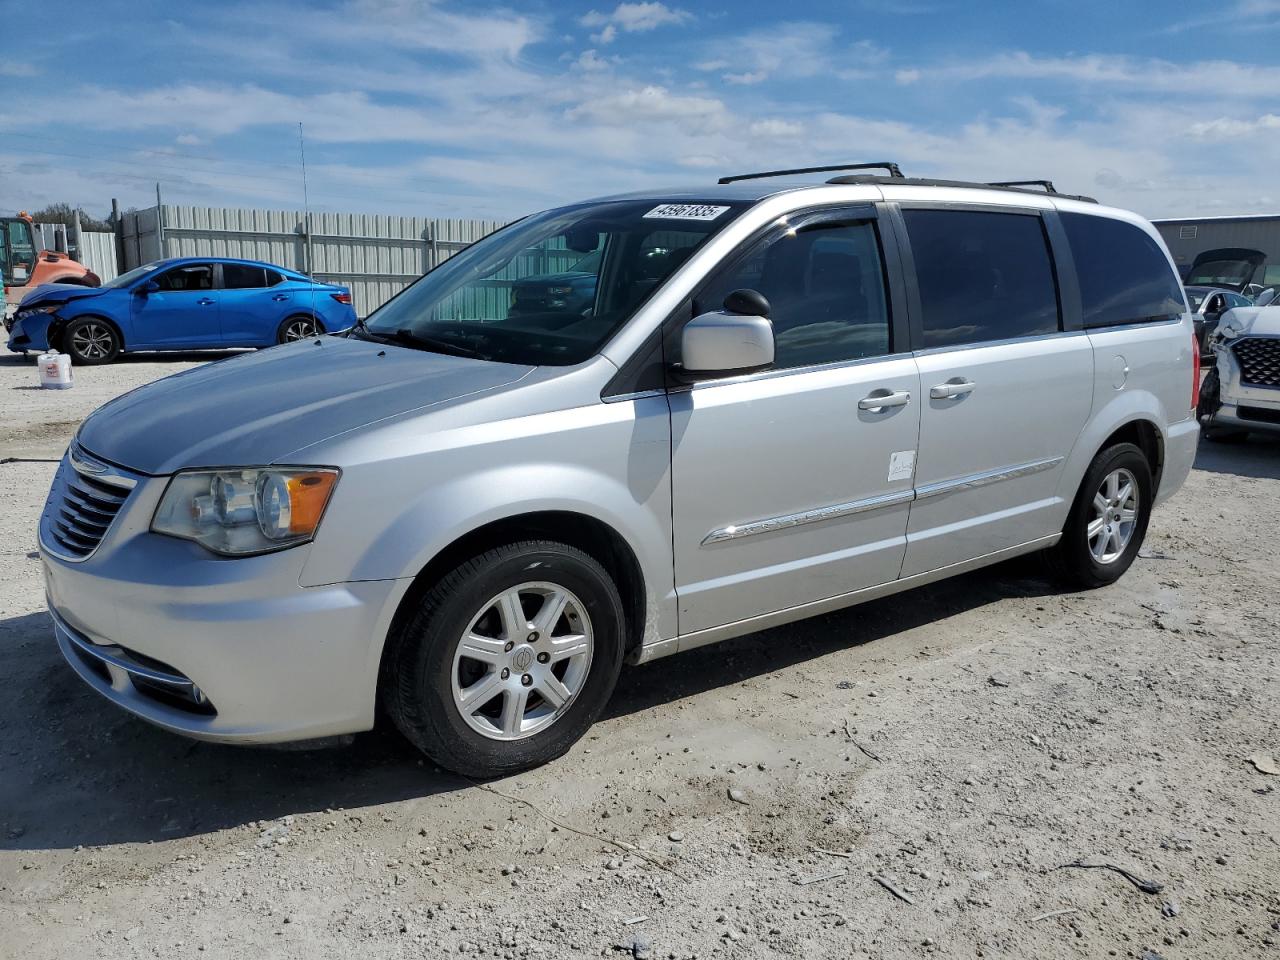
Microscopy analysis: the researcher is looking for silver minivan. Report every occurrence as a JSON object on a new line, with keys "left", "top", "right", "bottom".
{"left": 41, "top": 165, "right": 1201, "bottom": 776}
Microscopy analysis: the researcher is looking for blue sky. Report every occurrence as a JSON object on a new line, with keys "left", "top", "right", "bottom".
{"left": 2, "top": 0, "right": 1279, "bottom": 222}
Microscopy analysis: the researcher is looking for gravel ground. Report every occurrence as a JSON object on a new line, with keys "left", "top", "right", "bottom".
{"left": 1, "top": 351, "right": 1277, "bottom": 959}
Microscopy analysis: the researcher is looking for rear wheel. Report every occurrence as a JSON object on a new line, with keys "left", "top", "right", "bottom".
{"left": 1046, "top": 442, "right": 1152, "bottom": 589}
{"left": 277, "top": 315, "right": 322, "bottom": 343}
{"left": 382, "top": 541, "right": 626, "bottom": 778}
{"left": 62, "top": 317, "right": 121, "bottom": 365}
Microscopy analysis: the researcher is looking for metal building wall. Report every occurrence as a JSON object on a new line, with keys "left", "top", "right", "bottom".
{"left": 77, "top": 231, "right": 119, "bottom": 282}
{"left": 1154, "top": 216, "right": 1280, "bottom": 284}
{"left": 118, "top": 204, "right": 507, "bottom": 316}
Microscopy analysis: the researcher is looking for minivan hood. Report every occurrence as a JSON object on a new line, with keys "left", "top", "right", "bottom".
{"left": 19, "top": 283, "right": 108, "bottom": 307}
{"left": 77, "top": 336, "right": 534, "bottom": 475}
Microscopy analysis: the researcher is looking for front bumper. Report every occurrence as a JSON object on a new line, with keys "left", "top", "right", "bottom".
{"left": 41, "top": 453, "right": 410, "bottom": 743}
{"left": 1211, "top": 338, "right": 1280, "bottom": 434}
{"left": 6, "top": 312, "right": 53, "bottom": 353}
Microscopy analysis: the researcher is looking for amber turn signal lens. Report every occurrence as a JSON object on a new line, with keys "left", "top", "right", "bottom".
{"left": 286, "top": 471, "right": 338, "bottom": 535}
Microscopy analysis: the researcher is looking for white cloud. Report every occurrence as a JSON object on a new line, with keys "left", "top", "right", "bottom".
{"left": 723, "top": 70, "right": 767, "bottom": 85}
{"left": 591, "top": 23, "right": 618, "bottom": 44}
{"left": 900, "top": 51, "right": 1280, "bottom": 99}
{"left": 581, "top": 2, "right": 690, "bottom": 34}
{"left": 572, "top": 49, "right": 614, "bottom": 72}
{"left": 1188, "top": 113, "right": 1280, "bottom": 138}
{"left": 748, "top": 118, "right": 804, "bottom": 138}
{"left": 0, "top": 62, "right": 39, "bottom": 77}
{"left": 175, "top": 133, "right": 204, "bottom": 146}
{"left": 697, "top": 22, "right": 887, "bottom": 84}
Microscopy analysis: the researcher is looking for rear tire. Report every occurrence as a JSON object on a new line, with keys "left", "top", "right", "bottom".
{"left": 382, "top": 540, "right": 626, "bottom": 778}
{"left": 1045, "top": 442, "right": 1152, "bottom": 589}
{"left": 62, "top": 317, "right": 121, "bottom": 365}
{"left": 277, "top": 315, "right": 323, "bottom": 344}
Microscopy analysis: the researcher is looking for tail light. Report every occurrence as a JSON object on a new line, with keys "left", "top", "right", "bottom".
{"left": 1191, "top": 328, "right": 1201, "bottom": 410}
{"left": 331, "top": 292, "right": 352, "bottom": 304}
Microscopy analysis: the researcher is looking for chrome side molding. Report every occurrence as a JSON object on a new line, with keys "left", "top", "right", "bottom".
{"left": 913, "top": 456, "right": 1063, "bottom": 501}
{"left": 702, "top": 489, "right": 915, "bottom": 545}
{"left": 701, "top": 456, "right": 1064, "bottom": 545}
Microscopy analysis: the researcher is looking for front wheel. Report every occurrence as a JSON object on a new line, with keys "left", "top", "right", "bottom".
{"left": 62, "top": 317, "right": 121, "bottom": 365}
{"left": 1045, "top": 442, "right": 1152, "bottom": 589}
{"left": 382, "top": 541, "right": 626, "bottom": 778}
{"left": 277, "top": 315, "right": 323, "bottom": 343}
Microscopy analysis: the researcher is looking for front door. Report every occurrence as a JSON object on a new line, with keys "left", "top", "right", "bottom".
{"left": 130, "top": 262, "right": 221, "bottom": 347}
{"left": 895, "top": 206, "right": 1093, "bottom": 577}
{"left": 669, "top": 209, "right": 921, "bottom": 636}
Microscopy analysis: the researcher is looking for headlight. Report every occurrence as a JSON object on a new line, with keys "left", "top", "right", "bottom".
{"left": 26, "top": 304, "right": 59, "bottom": 315}
{"left": 151, "top": 467, "right": 339, "bottom": 556}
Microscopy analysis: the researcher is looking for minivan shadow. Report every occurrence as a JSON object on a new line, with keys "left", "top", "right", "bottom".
{"left": 1, "top": 559, "right": 1063, "bottom": 853}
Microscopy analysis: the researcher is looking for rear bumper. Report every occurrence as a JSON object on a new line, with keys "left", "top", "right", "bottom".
{"left": 1156, "top": 417, "right": 1199, "bottom": 506}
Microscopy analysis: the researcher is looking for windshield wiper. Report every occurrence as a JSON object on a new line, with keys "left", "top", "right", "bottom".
{"left": 385, "top": 327, "right": 487, "bottom": 360}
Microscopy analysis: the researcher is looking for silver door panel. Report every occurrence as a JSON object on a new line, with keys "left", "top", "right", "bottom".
{"left": 902, "top": 334, "right": 1093, "bottom": 577}
{"left": 670, "top": 356, "right": 921, "bottom": 635}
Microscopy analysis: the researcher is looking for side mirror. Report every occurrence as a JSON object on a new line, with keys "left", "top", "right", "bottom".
{"left": 135, "top": 280, "right": 160, "bottom": 296}
{"left": 679, "top": 305, "right": 774, "bottom": 378}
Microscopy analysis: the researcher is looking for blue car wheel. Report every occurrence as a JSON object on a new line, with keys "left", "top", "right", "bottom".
{"left": 64, "top": 317, "right": 122, "bottom": 365}
{"left": 277, "top": 315, "right": 323, "bottom": 344}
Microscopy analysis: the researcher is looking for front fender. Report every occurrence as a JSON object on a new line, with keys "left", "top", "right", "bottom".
{"left": 297, "top": 395, "right": 676, "bottom": 641}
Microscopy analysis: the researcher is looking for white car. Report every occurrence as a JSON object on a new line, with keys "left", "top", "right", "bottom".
{"left": 1199, "top": 301, "right": 1280, "bottom": 438}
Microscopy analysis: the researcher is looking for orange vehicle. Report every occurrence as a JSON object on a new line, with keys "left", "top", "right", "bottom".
{"left": 2, "top": 212, "right": 100, "bottom": 309}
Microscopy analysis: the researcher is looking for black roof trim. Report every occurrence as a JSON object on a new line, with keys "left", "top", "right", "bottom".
{"left": 718, "top": 161, "right": 904, "bottom": 185}
{"left": 987, "top": 179, "right": 1059, "bottom": 193}
{"left": 824, "top": 174, "right": 1098, "bottom": 204}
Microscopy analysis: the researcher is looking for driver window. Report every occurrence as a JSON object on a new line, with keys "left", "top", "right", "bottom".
{"left": 694, "top": 218, "right": 892, "bottom": 370}
{"left": 153, "top": 263, "right": 214, "bottom": 292}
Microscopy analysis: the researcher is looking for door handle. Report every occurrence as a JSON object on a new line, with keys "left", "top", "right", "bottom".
{"left": 272, "top": 294, "right": 290, "bottom": 301}
{"left": 197, "top": 298, "right": 216, "bottom": 306}
{"left": 858, "top": 389, "right": 911, "bottom": 412}
{"left": 929, "top": 378, "right": 976, "bottom": 400}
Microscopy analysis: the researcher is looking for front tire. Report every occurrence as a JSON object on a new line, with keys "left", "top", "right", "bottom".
{"left": 382, "top": 541, "right": 626, "bottom": 778}
{"left": 1046, "top": 442, "right": 1152, "bottom": 589}
{"left": 62, "top": 317, "right": 121, "bottom": 365}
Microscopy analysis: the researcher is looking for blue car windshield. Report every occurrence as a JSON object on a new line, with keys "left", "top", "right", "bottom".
{"left": 362, "top": 199, "right": 747, "bottom": 365}
{"left": 101, "top": 262, "right": 162, "bottom": 289}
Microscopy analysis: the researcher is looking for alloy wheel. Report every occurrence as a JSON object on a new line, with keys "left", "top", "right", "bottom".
{"left": 284, "top": 318, "right": 318, "bottom": 341}
{"left": 449, "top": 582, "right": 594, "bottom": 741}
{"left": 1088, "top": 467, "right": 1139, "bottom": 564}
{"left": 70, "top": 323, "right": 113, "bottom": 360}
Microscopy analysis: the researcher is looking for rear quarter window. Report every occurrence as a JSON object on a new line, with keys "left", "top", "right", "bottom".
{"left": 1061, "top": 213, "right": 1185, "bottom": 328}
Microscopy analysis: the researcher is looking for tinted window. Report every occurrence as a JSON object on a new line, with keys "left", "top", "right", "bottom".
{"left": 903, "top": 209, "right": 1059, "bottom": 348}
{"left": 1061, "top": 212, "right": 1184, "bottom": 328}
{"left": 695, "top": 218, "right": 891, "bottom": 370}
{"left": 1228, "top": 293, "right": 1251, "bottom": 308}
{"left": 264, "top": 269, "right": 284, "bottom": 286}
{"left": 153, "top": 263, "right": 214, "bottom": 291}
{"left": 223, "top": 263, "right": 268, "bottom": 289}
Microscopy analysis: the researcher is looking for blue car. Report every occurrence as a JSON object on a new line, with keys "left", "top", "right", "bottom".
{"left": 5, "top": 257, "right": 355, "bottom": 364}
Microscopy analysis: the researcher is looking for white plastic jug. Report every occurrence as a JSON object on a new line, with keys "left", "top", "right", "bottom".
{"left": 38, "top": 351, "right": 73, "bottom": 390}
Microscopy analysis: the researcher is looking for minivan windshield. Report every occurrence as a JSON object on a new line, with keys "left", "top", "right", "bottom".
{"left": 362, "top": 199, "right": 746, "bottom": 365}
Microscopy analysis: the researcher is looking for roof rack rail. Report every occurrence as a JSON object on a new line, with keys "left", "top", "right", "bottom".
{"left": 987, "top": 180, "right": 1058, "bottom": 194}
{"left": 718, "top": 161, "right": 903, "bottom": 185}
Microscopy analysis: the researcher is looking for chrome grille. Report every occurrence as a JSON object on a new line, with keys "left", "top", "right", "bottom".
{"left": 1233, "top": 337, "right": 1280, "bottom": 389}
{"left": 42, "top": 444, "right": 137, "bottom": 560}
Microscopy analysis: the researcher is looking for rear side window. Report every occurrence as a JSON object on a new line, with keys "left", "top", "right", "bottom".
{"left": 264, "top": 269, "right": 284, "bottom": 286}
{"left": 903, "top": 209, "right": 1060, "bottom": 349}
{"left": 1061, "top": 212, "right": 1184, "bottom": 328}
{"left": 695, "top": 217, "right": 892, "bottom": 370}
{"left": 223, "top": 264, "right": 269, "bottom": 289}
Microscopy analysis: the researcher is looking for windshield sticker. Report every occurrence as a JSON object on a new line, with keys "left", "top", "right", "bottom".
{"left": 643, "top": 204, "right": 731, "bottom": 221}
